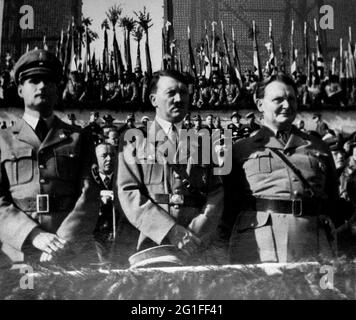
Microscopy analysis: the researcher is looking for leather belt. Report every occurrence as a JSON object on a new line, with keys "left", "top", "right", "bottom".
{"left": 152, "top": 194, "right": 206, "bottom": 208}
{"left": 243, "top": 197, "right": 322, "bottom": 217}
{"left": 15, "top": 195, "right": 74, "bottom": 214}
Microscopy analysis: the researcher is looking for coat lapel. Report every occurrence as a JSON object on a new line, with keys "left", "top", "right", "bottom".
{"left": 254, "top": 126, "right": 284, "bottom": 150}
{"left": 13, "top": 119, "right": 41, "bottom": 148}
{"left": 40, "top": 116, "right": 72, "bottom": 150}
{"left": 284, "top": 127, "right": 312, "bottom": 151}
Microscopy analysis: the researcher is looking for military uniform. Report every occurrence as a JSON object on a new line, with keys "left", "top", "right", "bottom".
{"left": 116, "top": 120, "right": 224, "bottom": 265}
{"left": 0, "top": 117, "right": 100, "bottom": 262}
{"left": 209, "top": 84, "right": 225, "bottom": 108}
{"left": 0, "top": 49, "right": 101, "bottom": 264}
{"left": 222, "top": 125, "right": 339, "bottom": 263}
{"left": 193, "top": 86, "right": 211, "bottom": 109}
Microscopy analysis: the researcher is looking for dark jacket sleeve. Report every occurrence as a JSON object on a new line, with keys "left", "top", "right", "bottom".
{"left": 56, "top": 130, "right": 101, "bottom": 241}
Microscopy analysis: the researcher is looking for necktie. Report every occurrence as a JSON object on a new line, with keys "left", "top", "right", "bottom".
{"left": 168, "top": 124, "right": 178, "bottom": 146}
{"left": 103, "top": 176, "right": 111, "bottom": 187}
{"left": 35, "top": 118, "right": 48, "bottom": 142}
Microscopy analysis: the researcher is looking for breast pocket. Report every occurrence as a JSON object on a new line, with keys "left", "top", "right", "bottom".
{"left": 2, "top": 148, "right": 34, "bottom": 186}
{"left": 54, "top": 149, "right": 79, "bottom": 180}
{"left": 143, "top": 163, "right": 164, "bottom": 185}
{"left": 243, "top": 152, "right": 272, "bottom": 177}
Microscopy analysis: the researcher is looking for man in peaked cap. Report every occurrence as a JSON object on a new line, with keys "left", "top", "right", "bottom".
{"left": 227, "top": 112, "right": 244, "bottom": 142}
{"left": 0, "top": 49, "right": 100, "bottom": 267}
{"left": 313, "top": 113, "right": 329, "bottom": 138}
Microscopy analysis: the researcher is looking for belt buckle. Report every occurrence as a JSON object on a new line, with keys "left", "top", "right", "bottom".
{"left": 292, "top": 199, "right": 303, "bottom": 217}
{"left": 170, "top": 194, "right": 184, "bottom": 205}
{"left": 37, "top": 194, "right": 49, "bottom": 213}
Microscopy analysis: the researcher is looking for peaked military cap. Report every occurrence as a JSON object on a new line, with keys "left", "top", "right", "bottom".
{"left": 103, "top": 114, "right": 115, "bottom": 122}
{"left": 312, "top": 113, "right": 322, "bottom": 119}
{"left": 13, "top": 49, "right": 63, "bottom": 85}
{"left": 126, "top": 113, "right": 135, "bottom": 121}
{"left": 245, "top": 112, "right": 255, "bottom": 119}
{"left": 231, "top": 111, "right": 241, "bottom": 119}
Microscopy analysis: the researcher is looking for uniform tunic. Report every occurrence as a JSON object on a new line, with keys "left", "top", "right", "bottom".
{"left": 222, "top": 125, "right": 339, "bottom": 263}
{"left": 115, "top": 120, "right": 224, "bottom": 264}
{"left": 0, "top": 116, "right": 100, "bottom": 263}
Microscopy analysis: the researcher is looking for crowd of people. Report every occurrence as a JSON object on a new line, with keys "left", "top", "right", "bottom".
{"left": 1, "top": 49, "right": 356, "bottom": 271}
{"left": 1, "top": 51, "right": 356, "bottom": 111}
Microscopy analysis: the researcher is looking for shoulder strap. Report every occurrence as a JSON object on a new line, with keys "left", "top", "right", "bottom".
{"left": 267, "top": 147, "right": 316, "bottom": 197}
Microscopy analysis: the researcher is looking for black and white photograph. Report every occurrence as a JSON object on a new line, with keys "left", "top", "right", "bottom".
{"left": 0, "top": 0, "right": 356, "bottom": 305}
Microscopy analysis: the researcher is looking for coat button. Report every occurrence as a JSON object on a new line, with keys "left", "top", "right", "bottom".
{"left": 40, "top": 179, "right": 46, "bottom": 184}
{"left": 39, "top": 164, "right": 45, "bottom": 169}
{"left": 173, "top": 173, "right": 181, "bottom": 179}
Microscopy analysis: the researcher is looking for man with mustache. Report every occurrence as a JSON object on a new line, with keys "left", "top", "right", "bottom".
{"left": 116, "top": 70, "right": 224, "bottom": 267}
{"left": 221, "top": 73, "right": 339, "bottom": 263}
{"left": 0, "top": 49, "right": 100, "bottom": 267}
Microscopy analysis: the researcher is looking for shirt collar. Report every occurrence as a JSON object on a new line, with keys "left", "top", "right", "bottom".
{"left": 155, "top": 115, "right": 183, "bottom": 135}
{"left": 262, "top": 122, "right": 292, "bottom": 137}
{"left": 23, "top": 112, "right": 54, "bottom": 131}
{"left": 99, "top": 172, "right": 113, "bottom": 181}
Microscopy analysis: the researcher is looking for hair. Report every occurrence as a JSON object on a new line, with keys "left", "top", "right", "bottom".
{"left": 148, "top": 70, "right": 189, "bottom": 94}
{"left": 95, "top": 142, "right": 116, "bottom": 151}
{"left": 107, "top": 128, "right": 119, "bottom": 135}
{"left": 255, "top": 72, "right": 298, "bottom": 100}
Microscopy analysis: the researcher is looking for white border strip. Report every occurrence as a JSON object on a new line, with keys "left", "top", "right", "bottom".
{"left": 0, "top": 0, "right": 4, "bottom": 58}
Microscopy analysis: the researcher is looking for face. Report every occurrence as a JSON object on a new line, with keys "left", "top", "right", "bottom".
{"left": 127, "top": 119, "right": 135, "bottom": 127}
{"left": 206, "top": 116, "right": 213, "bottom": 126}
{"left": 18, "top": 75, "right": 58, "bottom": 116}
{"left": 193, "top": 119, "right": 201, "bottom": 128}
{"left": 225, "top": 76, "right": 231, "bottom": 84}
{"left": 150, "top": 76, "right": 189, "bottom": 123}
{"left": 96, "top": 144, "right": 116, "bottom": 174}
{"left": 352, "top": 146, "right": 356, "bottom": 161}
{"left": 332, "top": 150, "right": 345, "bottom": 169}
{"left": 212, "top": 75, "right": 219, "bottom": 84}
{"left": 232, "top": 116, "right": 239, "bottom": 124}
{"left": 257, "top": 81, "right": 297, "bottom": 131}
{"left": 107, "top": 131, "right": 119, "bottom": 147}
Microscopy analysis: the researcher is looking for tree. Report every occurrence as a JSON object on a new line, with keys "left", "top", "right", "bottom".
{"left": 132, "top": 25, "right": 143, "bottom": 72}
{"left": 120, "top": 16, "right": 136, "bottom": 73}
{"left": 134, "top": 7, "right": 153, "bottom": 77}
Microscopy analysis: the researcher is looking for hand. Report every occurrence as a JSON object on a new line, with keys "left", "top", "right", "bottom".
{"left": 40, "top": 252, "right": 54, "bottom": 263}
{"left": 167, "top": 224, "right": 201, "bottom": 256}
{"left": 29, "top": 228, "right": 67, "bottom": 255}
